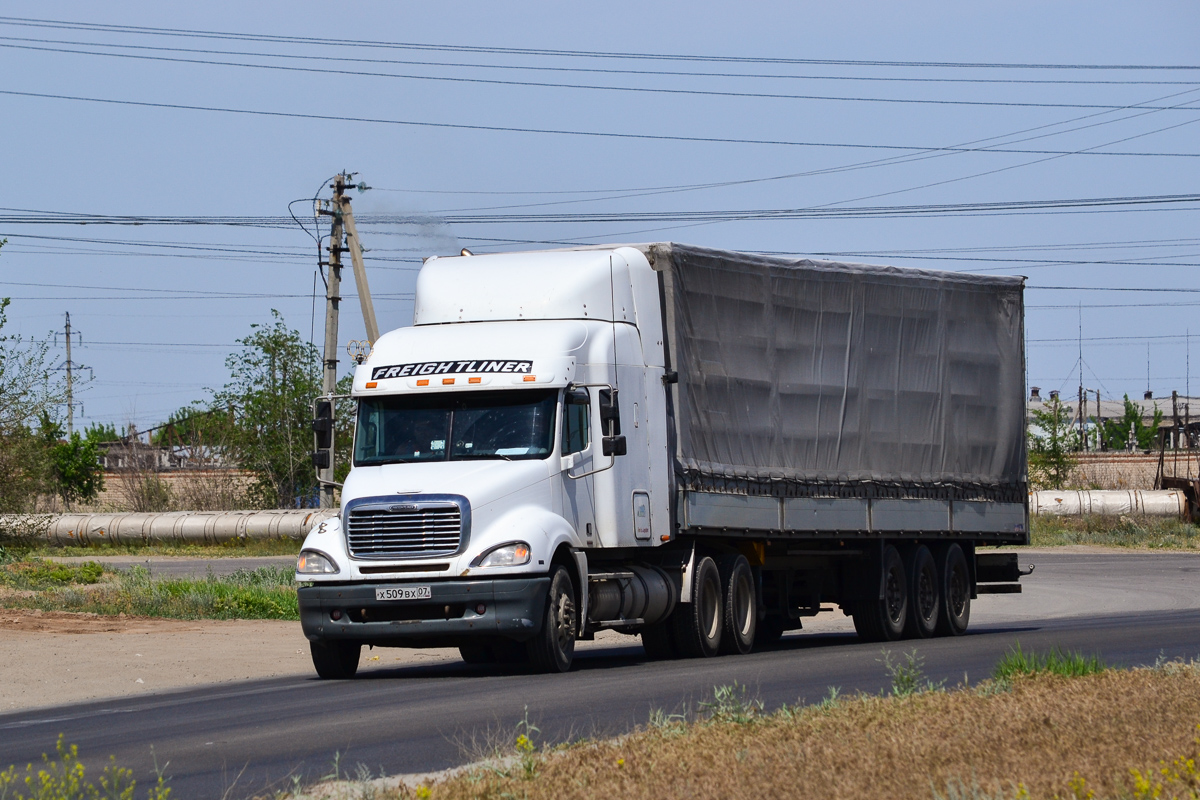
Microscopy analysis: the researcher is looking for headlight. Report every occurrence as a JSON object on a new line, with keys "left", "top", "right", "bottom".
{"left": 297, "top": 550, "right": 340, "bottom": 575}
{"left": 470, "top": 542, "right": 531, "bottom": 568}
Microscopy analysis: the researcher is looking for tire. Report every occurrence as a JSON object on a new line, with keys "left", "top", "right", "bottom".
{"left": 717, "top": 555, "right": 756, "bottom": 655}
{"left": 935, "top": 544, "right": 971, "bottom": 637}
{"left": 641, "top": 623, "right": 678, "bottom": 660}
{"left": 851, "top": 545, "right": 907, "bottom": 642}
{"left": 904, "top": 545, "right": 940, "bottom": 640}
{"left": 310, "top": 639, "right": 361, "bottom": 679}
{"left": 671, "top": 556, "right": 723, "bottom": 658}
{"left": 526, "top": 565, "right": 577, "bottom": 673}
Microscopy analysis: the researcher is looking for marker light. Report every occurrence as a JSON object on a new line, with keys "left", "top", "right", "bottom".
{"left": 297, "top": 550, "right": 340, "bottom": 575}
{"left": 468, "top": 377, "right": 482, "bottom": 384}
{"left": 365, "top": 381, "right": 378, "bottom": 389}
{"left": 443, "top": 378, "right": 455, "bottom": 385}
{"left": 470, "top": 542, "right": 531, "bottom": 568}
{"left": 417, "top": 379, "right": 430, "bottom": 386}
{"left": 523, "top": 375, "right": 537, "bottom": 382}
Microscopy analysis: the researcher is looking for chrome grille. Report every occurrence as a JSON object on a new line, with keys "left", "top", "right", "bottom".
{"left": 346, "top": 504, "right": 462, "bottom": 558}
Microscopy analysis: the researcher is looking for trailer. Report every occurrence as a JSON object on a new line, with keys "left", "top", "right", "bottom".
{"left": 296, "top": 243, "right": 1029, "bottom": 676}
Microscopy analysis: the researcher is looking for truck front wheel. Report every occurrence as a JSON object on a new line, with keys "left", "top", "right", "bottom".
{"left": 310, "top": 639, "right": 361, "bottom": 679}
{"left": 526, "top": 565, "right": 576, "bottom": 673}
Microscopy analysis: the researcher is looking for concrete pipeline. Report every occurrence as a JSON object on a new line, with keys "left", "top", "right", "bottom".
{"left": 0, "top": 509, "right": 339, "bottom": 545}
{"left": 1030, "top": 489, "right": 1186, "bottom": 518}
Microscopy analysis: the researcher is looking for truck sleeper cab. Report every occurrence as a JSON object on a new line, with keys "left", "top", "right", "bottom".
{"left": 297, "top": 244, "right": 1030, "bottom": 678}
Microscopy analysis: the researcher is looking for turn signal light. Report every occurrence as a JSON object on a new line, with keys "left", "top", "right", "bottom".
{"left": 523, "top": 375, "right": 537, "bottom": 382}
{"left": 416, "top": 379, "right": 429, "bottom": 386}
{"left": 468, "top": 377, "right": 482, "bottom": 384}
{"left": 365, "top": 381, "right": 378, "bottom": 389}
{"left": 443, "top": 377, "right": 455, "bottom": 385}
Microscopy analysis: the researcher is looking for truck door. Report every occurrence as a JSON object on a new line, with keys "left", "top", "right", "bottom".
{"left": 559, "top": 387, "right": 597, "bottom": 546}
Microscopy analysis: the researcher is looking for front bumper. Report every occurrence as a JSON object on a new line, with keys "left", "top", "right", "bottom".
{"left": 298, "top": 577, "right": 550, "bottom": 648}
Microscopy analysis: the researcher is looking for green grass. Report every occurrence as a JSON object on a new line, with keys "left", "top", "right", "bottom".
{"left": 0, "top": 558, "right": 107, "bottom": 590}
{"left": 3, "top": 536, "right": 304, "bottom": 560}
{"left": 992, "top": 643, "right": 1107, "bottom": 683}
{"left": 3, "top": 563, "right": 299, "bottom": 620}
{"left": 1030, "top": 514, "right": 1200, "bottom": 549}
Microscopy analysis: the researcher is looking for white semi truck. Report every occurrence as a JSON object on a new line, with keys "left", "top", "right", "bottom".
{"left": 296, "top": 243, "right": 1029, "bottom": 678}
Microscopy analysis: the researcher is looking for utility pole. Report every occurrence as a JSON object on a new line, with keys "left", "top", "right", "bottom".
{"left": 338, "top": 192, "right": 380, "bottom": 343}
{"left": 53, "top": 312, "right": 87, "bottom": 435}
{"left": 318, "top": 175, "right": 348, "bottom": 508}
{"left": 65, "top": 312, "right": 74, "bottom": 435}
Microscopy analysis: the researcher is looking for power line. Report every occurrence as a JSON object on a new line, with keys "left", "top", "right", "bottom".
{"left": 4, "top": 89, "right": 1199, "bottom": 158}
{"left": 2, "top": 16, "right": 1197, "bottom": 70}
{"left": 2, "top": 33, "right": 1197, "bottom": 87}
{"left": 8, "top": 40, "right": 1200, "bottom": 113}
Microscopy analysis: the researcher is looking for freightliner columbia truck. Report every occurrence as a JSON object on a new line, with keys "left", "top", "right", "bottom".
{"left": 296, "top": 243, "right": 1029, "bottom": 677}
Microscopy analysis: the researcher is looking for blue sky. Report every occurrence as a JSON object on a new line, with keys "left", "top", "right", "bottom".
{"left": 2, "top": 1, "right": 1198, "bottom": 431}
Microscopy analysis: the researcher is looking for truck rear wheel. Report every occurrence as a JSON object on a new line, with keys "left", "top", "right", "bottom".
{"left": 309, "top": 639, "right": 361, "bottom": 679}
{"left": 671, "top": 556, "right": 723, "bottom": 658}
{"left": 935, "top": 544, "right": 971, "bottom": 636}
{"left": 904, "top": 545, "right": 940, "bottom": 639}
{"left": 526, "top": 565, "right": 576, "bottom": 673}
{"left": 852, "top": 545, "right": 907, "bottom": 642}
{"left": 717, "top": 555, "right": 756, "bottom": 655}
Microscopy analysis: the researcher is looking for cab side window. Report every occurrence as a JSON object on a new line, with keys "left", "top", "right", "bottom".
{"left": 561, "top": 388, "right": 590, "bottom": 455}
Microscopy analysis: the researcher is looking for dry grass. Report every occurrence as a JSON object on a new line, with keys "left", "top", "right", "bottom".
{"left": 361, "top": 667, "right": 1200, "bottom": 800}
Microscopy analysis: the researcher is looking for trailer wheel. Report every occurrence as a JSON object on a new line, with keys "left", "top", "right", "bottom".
{"left": 851, "top": 545, "right": 907, "bottom": 642}
{"left": 309, "top": 639, "right": 361, "bottom": 679}
{"left": 904, "top": 545, "right": 940, "bottom": 639}
{"left": 526, "top": 565, "right": 576, "bottom": 673}
{"left": 717, "top": 555, "right": 756, "bottom": 655}
{"left": 671, "top": 556, "right": 723, "bottom": 658}
{"left": 935, "top": 544, "right": 971, "bottom": 636}
{"left": 641, "top": 623, "right": 678, "bottom": 660}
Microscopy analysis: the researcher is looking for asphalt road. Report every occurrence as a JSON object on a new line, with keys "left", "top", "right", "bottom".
{"left": 4, "top": 550, "right": 1199, "bottom": 799}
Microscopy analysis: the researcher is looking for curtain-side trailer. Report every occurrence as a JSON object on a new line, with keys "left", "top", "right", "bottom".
{"left": 296, "top": 243, "right": 1029, "bottom": 677}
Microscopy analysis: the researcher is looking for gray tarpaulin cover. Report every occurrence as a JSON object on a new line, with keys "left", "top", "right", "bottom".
{"left": 642, "top": 243, "right": 1027, "bottom": 502}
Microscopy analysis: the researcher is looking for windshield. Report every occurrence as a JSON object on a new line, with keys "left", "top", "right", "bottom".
{"left": 354, "top": 389, "right": 557, "bottom": 466}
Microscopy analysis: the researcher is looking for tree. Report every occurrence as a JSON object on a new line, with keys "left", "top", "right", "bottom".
{"left": 0, "top": 240, "right": 69, "bottom": 512}
{"left": 1100, "top": 395, "right": 1162, "bottom": 452}
{"left": 1028, "top": 398, "right": 1079, "bottom": 490}
{"left": 212, "top": 311, "right": 322, "bottom": 508}
{"left": 41, "top": 415, "right": 104, "bottom": 510}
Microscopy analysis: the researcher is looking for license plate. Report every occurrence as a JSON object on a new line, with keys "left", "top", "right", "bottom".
{"left": 375, "top": 585, "right": 432, "bottom": 601}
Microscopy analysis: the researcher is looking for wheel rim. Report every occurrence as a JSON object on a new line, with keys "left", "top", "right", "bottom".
{"left": 885, "top": 564, "right": 905, "bottom": 624}
{"left": 551, "top": 589, "right": 575, "bottom": 654}
{"left": 917, "top": 565, "right": 937, "bottom": 622}
{"left": 734, "top": 572, "right": 753, "bottom": 637}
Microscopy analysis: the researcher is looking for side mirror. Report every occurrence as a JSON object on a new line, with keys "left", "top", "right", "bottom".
{"left": 312, "top": 400, "right": 334, "bottom": 450}
{"left": 602, "top": 434, "right": 627, "bottom": 457}
{"left": 311, "top": 450, "right": 330, "bottom": 469}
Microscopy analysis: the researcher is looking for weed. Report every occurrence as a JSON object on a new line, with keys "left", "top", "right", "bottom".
{"left": 880, "top": 649, "right": 944, "bottom": 698}
{"left": 992, "top": 643, "right": 1106, "bottom": 683}
{"left": 816, "top": 686, "right": 843, "bottom": 712}
{"left": 0, "top": 558, "right": 106, "bottom": 590}
{"left": 1030, "top": 515, "right": 1200, "bottom": 550}
{"left": 514, "top": 707, "right": 541, "bottom": 780}
{"left": 647, "top": 708, "right": 688, "bottom": 735}
{"left": 5, "top": 564, "right": 299, "bottom": 620}
{"left": 1128, "top": 723, "right": 1200, "bottom": 800}
{"left": 0, "top": 734, "right": 171, "bottom": 800}
{"left": 699, "top": 682, "right": 763, "bottom": 724}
